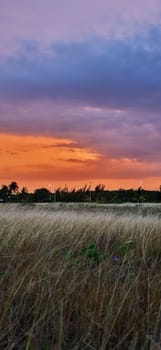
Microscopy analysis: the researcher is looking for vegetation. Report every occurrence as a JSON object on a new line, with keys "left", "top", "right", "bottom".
{"left": 1, "top": 182, "right": 161, "bottom": 203}
{"left": 1, "top": 204, "right": 161, "bottom": 349}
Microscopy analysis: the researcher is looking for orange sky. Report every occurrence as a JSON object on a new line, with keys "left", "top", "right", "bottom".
{"left": 0, "top": 133, "right": 161, "bottom": 192}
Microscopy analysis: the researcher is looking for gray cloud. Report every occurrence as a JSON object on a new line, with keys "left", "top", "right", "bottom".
{"left": 1, "top": 29, "right": 161, "bottom": 167}
{"left": 1, "top": 0, "right": 161, "bottom": 56}
{"left": 1, "top": 31, "right": 161, "bottom": 111}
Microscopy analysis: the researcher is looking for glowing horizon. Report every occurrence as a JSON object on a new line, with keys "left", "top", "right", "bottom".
{"left": 0, "top": 133, "right": 161, "bottom": 192}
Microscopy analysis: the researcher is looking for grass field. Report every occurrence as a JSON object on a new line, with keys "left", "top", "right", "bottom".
{"left": 1, "top": 204, "right": 161, "bottom": 349}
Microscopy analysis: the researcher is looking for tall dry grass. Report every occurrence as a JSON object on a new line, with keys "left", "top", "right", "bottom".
{"left": 0, "top": 204, "right": 161, "bottom": 349}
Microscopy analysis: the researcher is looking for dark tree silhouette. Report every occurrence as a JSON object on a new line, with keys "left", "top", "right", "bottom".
{"left": 21, "top": 187, "right": 28, "bottom": 198}
{"left": 0, "top": 181, "right": 161, "bottom": 204}
{"left": 34, "top": 188, "right": 50, "bottom": 202}
{"left": 0, "top": 185, "right": 9, "bottom": 201}
{"left": 21, "top": 187, "right": 28, "bottom": 195}
{"left": 9, "top": 181, "right": 19, "bottom": 194}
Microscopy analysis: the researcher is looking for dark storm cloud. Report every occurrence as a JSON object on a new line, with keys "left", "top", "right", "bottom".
{"left": 1, "top": 29, "right": 161, "bottom": 110}
{"left": 1, "top": 28, "right": 161, "bottom": 166}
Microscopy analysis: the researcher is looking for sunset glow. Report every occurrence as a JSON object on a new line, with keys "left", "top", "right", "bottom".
{"left": 1, "top": 0, "right": 161, "bottom": 190}
{"left": 0, "top": 133, "right": 160, "bottom": 191}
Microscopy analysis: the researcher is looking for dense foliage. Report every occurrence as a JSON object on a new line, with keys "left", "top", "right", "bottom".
{"left": 0, "top": 182, "right": 161, "bottom": 203}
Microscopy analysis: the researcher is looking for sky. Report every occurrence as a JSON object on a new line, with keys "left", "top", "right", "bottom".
{"left": 1, "top": 0, "right": 161, "bottom": 191}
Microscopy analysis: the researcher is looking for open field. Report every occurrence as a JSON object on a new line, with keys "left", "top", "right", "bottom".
{"left": 1, "top": 204, "right": 161, "bottom": 349}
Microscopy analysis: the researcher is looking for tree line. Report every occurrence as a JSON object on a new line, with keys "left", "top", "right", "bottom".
{"left": 1, "top": 181, "right": 161, "bottom": 203}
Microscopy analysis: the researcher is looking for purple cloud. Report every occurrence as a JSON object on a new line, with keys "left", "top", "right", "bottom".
{"left": 1, "top": 30, "right": 161, "bottom": 110}
{"left": 1, "top": 1, "right": 161, "bottom": 177}
{"left": 0, "top": 100, "right": 161, "bottom": 165}
{"left": 1, "top": 0, "right": 161, "bottom": 57}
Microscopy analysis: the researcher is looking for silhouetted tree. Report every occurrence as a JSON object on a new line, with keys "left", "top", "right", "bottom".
{"left": 21, "top": 187, "right": 28, "bottom": 195}
{"left": 34, "top": 188, "right": 50, "bottom": 202}
{"left": 9, "top": 181, "right": 19, "bottom": 194}
{"left": 0, "top": 180, "right": 161, "bottom": 204}
{"left": 0, "top": 185, "right": 9, "bottom": 202}
{"left": 19, "top": 187, "right": 29, "bottom": 201}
